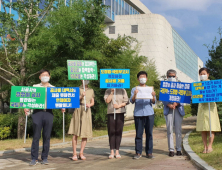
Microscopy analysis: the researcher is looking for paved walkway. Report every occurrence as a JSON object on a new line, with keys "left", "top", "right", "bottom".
{"left": 0, "top": 116, "right": 198, "bottom": 170}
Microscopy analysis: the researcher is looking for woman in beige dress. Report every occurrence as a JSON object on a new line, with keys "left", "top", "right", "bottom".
{"left": 104, "top": 88, "right": 129, "bottom": 159}
{"left": 196, "top": 68, "right": 221, "bottom": 153}
{"left": 68, "top": 80, "right": 95, "bottom": 160}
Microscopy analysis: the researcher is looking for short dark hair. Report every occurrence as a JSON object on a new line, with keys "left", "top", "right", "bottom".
{"left": 166, "top": 69, "right": 177, "bottom": 77}
{"left": 39, "top": 69, "right": 50, "bottom": 76}
{"left": 137, "top": 71, "right": 147, "bottom": 78}
{"left": 199, "top": 67, "right": 209, "bottom": 75}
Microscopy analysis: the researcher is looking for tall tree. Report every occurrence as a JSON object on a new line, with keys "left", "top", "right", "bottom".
{"left": 0, "top": 0, "right": 55, "bottom": 138}
{"left": 27, "top": 1, "right": 147, "bottom": 127}
{"left": 205, "top": 38, "right": 222, "bottom": 80}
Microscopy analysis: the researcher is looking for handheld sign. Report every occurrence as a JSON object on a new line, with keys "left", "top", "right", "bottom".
{"left": 47, "top": 87, "right": 80, "bottom": 142}
{"left": 159, "top": 81, "right": 191, "bottom": 104}
{"left": 192, "top": 80, "right": 222, "bottom": 103}
{"left": 191, "top": 79, "right": 222, "bottom": 137}
{"left": 136, "top": 86, "right": 153, "bottom": 99}
{"left": 100, "top": 69, "right": 130, "bottom": 120}
{"left": 46, "top": 87, "right": 80, "bottom": 109}
{"left": 100, "top": 69, "right": 130, "bottom": 89}
{"left": 10, "top": 86, "right": 46, "bottom": 109}
{"left": 159, "top": 81, "right": 192, "bottom": 104}
{"left": 67, "top": 60, "right": 98, "bottom": 111}
{"left": 10, "top": 86, "right": 46, "bottom": 144}
{"left": 159, "top": 81, "right": 191, "bottom": 134}
{"left": 67, "top": 60, "right": 98, "bottom": 80}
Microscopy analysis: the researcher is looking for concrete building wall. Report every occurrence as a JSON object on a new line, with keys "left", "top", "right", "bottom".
{"left": 104, "top": 13, "right": 203, "bottom": 83}
{"left": 125, "top": 0, "right": 152, "bottom": 14}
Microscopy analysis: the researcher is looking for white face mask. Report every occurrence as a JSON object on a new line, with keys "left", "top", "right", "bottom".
{"left": 200, "top": 75, "right": 208, "bottom": 81}
{"left": 41, "top": 76, "right": 50, "bottom": 83}
{"left": 168, "top": 77, "right": 177, "bottom": 82}
{"left": 139, "top": 78, "right": 147, "bottom": 84}
{"left": 84, "top": 80, "right": 90, "bottom": 85}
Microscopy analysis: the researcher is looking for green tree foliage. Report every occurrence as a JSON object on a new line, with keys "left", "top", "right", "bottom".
{"left": 0, "top": 0, "right": 159, "bottom": 131}
{"left": 205, "top": 36, "right": 222, "bottom": 128}
{"left": 205, "top": 38, "right": 222, "bottom": 80}
{"left": 27, "top": 0, "right": 148, "bottom": 127}
{"left": 0, "top": 0, "right": 55, "bottom": 138}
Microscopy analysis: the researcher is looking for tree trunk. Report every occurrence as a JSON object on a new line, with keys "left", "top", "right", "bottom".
{"left": 17, "top": 109, "right": 26, "bottom": 139}
{"left": 0, "top": 100, "right": 3, "bottom": 114}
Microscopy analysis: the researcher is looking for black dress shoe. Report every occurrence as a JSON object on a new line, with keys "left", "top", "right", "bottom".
{"left": 176, "top": 151, "right": 182, "bottom": 156}
{"left": 169, "top": 151, "right": 174, "bottom": 157}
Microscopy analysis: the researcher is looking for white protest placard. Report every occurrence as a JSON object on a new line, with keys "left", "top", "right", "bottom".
{"left": 136, "top": 86, "right": 153, "bottom": 99}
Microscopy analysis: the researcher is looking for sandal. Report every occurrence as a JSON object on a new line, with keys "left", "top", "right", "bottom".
{"left": 115, "top": 154, "right": 121, "bottom": 159}
{"left": 207, "top": 148, "right": 213, "bottom": 153}
{"left": 202, "top": 149, "right": 207, "bottom": 154}
{"left": 109, "top": 155, "right": 114, "bottom": 159}
{"left": 72, "top": 155, "right": 78, "bottom": 161}
{"left": 79, "top": 153, "right": 86, "bottom": 160}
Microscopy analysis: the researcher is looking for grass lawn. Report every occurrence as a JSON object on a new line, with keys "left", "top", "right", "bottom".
{"left": 189, "top": 131, "right": 222, "bottom": 170}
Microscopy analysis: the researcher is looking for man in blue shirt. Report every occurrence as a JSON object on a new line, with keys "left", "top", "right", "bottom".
{"left": 130, "top": 71, "right": 156, "bottom": 159}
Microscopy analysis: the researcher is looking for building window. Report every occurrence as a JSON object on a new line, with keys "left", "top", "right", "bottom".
{"left": 131, "top": 25, "right": 138, "bottom": 33}
{"left": 125, "top": 2, "right": 129, "bottom": 15}
{"left": 109, "top": 26, "right": 115, "bottom": 34}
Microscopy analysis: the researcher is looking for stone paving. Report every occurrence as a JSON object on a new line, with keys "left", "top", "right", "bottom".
{"left": 0, "top": 116, "right": 198, "bottom": 170}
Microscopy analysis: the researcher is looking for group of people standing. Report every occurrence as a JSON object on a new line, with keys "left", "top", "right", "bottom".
{"left": 24, "top": 67, "right": 221, "bottom": 166}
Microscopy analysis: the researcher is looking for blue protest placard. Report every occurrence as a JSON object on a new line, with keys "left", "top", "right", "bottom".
{"left": 192, "top": 80, "right": 222, "bottom": 103}
{"left": 159, "top": 81, "right": 192, "bottom": 104}
{"left": 46, "top": 87, "right": 80, "bottom": 109}
{"left": 100, "top": 69, "right": 130, "bottom": 89}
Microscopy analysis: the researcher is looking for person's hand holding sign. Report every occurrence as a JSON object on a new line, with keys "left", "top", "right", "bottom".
{"left": 111, "top": 89, "right": 114, "bottom": 94}
{"left": 173, "top": 102, "right": 179, "bottom": 108}
{"left": 80, "top": 91, "right": 86, "bottom": 100}
{"left": 151, "top": 91, "right": 156, "bottom": 104}
{"left": 113, "top": 104, "right": 120, "bottom": 109}
{"left": 167, "top": 104, "right": 175, "bottom": 110}
{"left": 82, "top": 91, "right": 86, "bottom": 96}
{"left": 134, "top": 89, "right": 139, "bottom": 96}
{"left": 24, "top": 109, "right": 30, "bottom": 116}
{"left": 132, "top": 89, "right": 139, "bottom": 102}
{"left": 86, "top": 104, "right": 91, "bottom": 108}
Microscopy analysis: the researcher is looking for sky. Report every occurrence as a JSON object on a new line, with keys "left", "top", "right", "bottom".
{"left": 140, "top": 0, "right": 222, "bottom": 65}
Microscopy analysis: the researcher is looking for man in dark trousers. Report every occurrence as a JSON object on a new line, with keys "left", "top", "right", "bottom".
{"left": 130, "top": 71, "right": 156, "bottom": 159}
{"left": 24, "top": 69, "right": 65, "bottom": 166}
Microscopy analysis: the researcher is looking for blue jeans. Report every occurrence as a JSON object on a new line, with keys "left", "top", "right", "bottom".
{"left": 134, "top": 115, "right": 154, "bottom": 155}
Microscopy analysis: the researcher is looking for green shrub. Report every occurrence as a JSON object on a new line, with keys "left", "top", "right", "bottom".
{"left": 0, "top": 127, "right": 11, "bottom": 139}
{"left": 184, "top": 105, "right": 192, "bottom": 115}
{"left": 191, "top": 100, "right": 198, "bottom": 116}
{"left": 216, "top": 103, "right": 222, "bottom": 131}
{"left": 154, "top": 108, "right": 164, "bottom": 118}
{"left": 51, "top": 109, "right": 73, "bottom": 138}
{"left": 0, "top": 113, "right": 19, "bottom": 139}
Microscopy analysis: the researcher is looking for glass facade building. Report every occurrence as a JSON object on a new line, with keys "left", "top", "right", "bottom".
{"left": 172, "top": 29, "right": 198, "bottom": 81}
{"left": 1, "top": 0, "right": 139, "bottom": 22}
{"left": 104, "top": 0, "right": 139, "bottom": 21}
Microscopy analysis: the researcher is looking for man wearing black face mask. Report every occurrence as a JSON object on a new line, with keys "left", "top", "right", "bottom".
{"left": 24, "top": 69, "right": 64, "bottom": 166}
{"left": 162, "top": 69, "right": 185, "bottom": 157}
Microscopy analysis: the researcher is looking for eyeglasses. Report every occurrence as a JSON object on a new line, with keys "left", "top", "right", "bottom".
{"left": 168, "top": 76, "right": 176, "bottom": 78}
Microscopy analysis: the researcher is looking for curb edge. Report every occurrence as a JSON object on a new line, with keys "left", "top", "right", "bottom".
{"left": 183, "top": 130, "right": 215, "bottom": 170}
